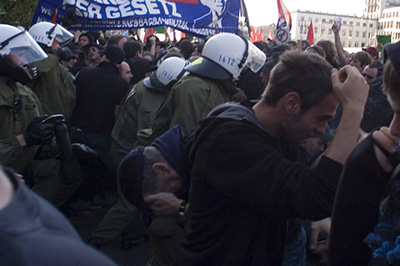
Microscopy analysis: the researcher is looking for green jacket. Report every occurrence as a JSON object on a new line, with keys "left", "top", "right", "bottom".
{"left": 0, "top": 81, "right": 41, "bottom": 173}
{"left": 137, "top": 74, "right": 240, "bottom": 146}
{"left": 112, "top": 80, "right": 169, "bottom": 152}
{"left": 28, "top": 53, "right": 76, "bottom": 122}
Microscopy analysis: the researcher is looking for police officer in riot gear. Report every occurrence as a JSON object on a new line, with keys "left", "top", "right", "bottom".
{"left": 0, "top": 24, "right": 55, "bottom": 175}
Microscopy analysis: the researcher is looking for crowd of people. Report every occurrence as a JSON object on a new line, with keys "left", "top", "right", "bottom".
{"left": 1, "top": 19, "right": 400, "bottom": 266}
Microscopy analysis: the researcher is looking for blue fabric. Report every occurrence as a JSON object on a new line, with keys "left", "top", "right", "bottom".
{"left": 281, "top": 227, "right": 307, "bottom": 266}
{"left": 31, "top": 0, "right": 240, "bottom": 37}
{"left": 151, "top": 125, "right": 184, "bottom": 177}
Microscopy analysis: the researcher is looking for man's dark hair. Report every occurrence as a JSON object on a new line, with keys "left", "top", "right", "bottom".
{"left": 316, "top": 40, "right": 340, "bottom": 68}
{"left": 178, "top": 39, "right": 194, "bottom": 60}
{"left": 352, "top": 51, "right": 372, "bottom": 68}
{"left": 107, "top": 34, "right": 126, "bottom": 46}
{"left": 262, "top": 51, "right": 333, "bottom": 112}
{"left": 368, "top": 60, "right": 380, "bottom": 69}
{"left": 301, "top": 40, "right": 310, "bottom": 51}
{"left": 287, "top": 40, "right": 298, "bottom": 49}
{"left": 124, "top": 40, "right": 143, "bottom": 59}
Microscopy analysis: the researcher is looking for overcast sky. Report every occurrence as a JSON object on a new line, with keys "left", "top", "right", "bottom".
{"left": 244, "top": 0, "right": 365, "bottom": 26}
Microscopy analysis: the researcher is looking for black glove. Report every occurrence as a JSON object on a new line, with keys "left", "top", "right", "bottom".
{"left": 23, "top": 115, "right": 55, "bottom": 147}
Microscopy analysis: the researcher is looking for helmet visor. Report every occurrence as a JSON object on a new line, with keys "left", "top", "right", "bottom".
{"left": 1, "top": 30, "right": 47, "bottom": 64}
{"left": 245, "top": 41, "right": 266, "bottom": 73}
{"left": 53, "top": 24, "right": 74, "bottom": 47}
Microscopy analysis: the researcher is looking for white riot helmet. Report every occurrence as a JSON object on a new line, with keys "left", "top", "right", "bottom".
{"left": 144, "top": 57, "right": 189, "bottom": 91}
{"left": 185, "top": 33, "right": 266, "bottom": 80}
{"left": 157, "top": 57, "right": 189, "bottom": 86}
{"left": 0, "top": 24, "right": 47, "bottom": 63}
{"left": 29, "top": 22, "right": 73, "bottom": 48}
{"left": 0, "top": 24, "right": 48, "bottom": 83}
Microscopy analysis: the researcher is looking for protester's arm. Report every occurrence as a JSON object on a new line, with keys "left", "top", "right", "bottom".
{"left": 332, "top": 22, "right": 348, "bottom": 67}
{"left": 323, "top": 66, "right": 369, "bottom": 165}
{"left": 144, "top": 192, "right": 188, "bottom": 217}
{"left": 148, "top": 36, "right": 156, "bottom": 58}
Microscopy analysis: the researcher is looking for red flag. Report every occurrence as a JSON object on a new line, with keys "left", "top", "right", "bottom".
{"left": 51, "top": 9, "right": 58, "bottom": 24}
{"left": 259, "top": 27, "right": 265, "bottom": 42}
{"left": 268, "top": 31, "right": 274, "bottom": 40}
{"left": 180, "top": 31, "right": 186, "bottom": 40}
{"left": 215, "top": 25, "right": 219, "bottom": 34}
{"left": 144, "top": 28, "right": 154, "bottom": 41}
{"left": 251, "top": 25, "right": 256, "bottom": 43}
{"left": 277, "top": 0, "right": 292, "bottom": 30}
{"left": 306, "top": 21, "right": 314, "bottom": 45}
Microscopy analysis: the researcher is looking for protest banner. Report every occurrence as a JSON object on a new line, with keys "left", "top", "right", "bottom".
{"left": 31, "top": 0, "right": 240, "bottom": 37}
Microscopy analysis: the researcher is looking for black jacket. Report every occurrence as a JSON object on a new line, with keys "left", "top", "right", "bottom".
{"left": 180, "top": 102, "right": 343, "bottom": 266}
{"left": 72, "top": 61, "right": 130, "bottom": 135}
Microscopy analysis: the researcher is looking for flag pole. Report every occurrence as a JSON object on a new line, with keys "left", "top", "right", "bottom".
{"left": 240, "top": 0, "right": 252, "bottom": 39}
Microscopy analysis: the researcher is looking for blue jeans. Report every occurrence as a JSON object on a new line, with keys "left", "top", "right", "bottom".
{"left": 281, "top": 226, "right": 306, "bottom": 266}
{"left": 70, "top": 128, "right": 115, "bottom": 176}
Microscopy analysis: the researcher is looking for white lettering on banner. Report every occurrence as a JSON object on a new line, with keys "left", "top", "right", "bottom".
{"left": 131, "top": 0, "right": 147, "bottom": 15}
{"left": 145, "top": 0, "right": 160, "bottom": 14}
{"left": 158, "top": 0, "right": 181, "bottom": 17}
{"left": 40, "top": 6, "right": 54, "bottom": 16}
{"left": 62, "top": 0, "right": 181, "bottom": 19}
{"left": 119, "top": 1, "right": 135, "bottom": 16}
{"left": 105, "top": 6, "right": 120, "bottom": 18}
{"left": 87, "top": 3, "right": 103, "bottom": 18}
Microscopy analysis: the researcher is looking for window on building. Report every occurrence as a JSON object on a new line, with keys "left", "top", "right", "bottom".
{"left": 350, "top": 21, "right": 354, "bottom": 25}
{"left": 363, "top": 22, "right": 367, "bottom": 26}
{"left": 322, "top": 18, "right": 326, "bottom": 22}
{"left": 370, "top": 23, "right": 373, "bottom": 27}
{"left": 348, "top": 42, "right": 352, "bottom": 47}
{"left": 349, "top": 30, "right": 353, "bottom": 37}
{"left": 356, "top": 31, "right": 359, "bottom": 37}
{"left": 356, "top": 22, "right": 360, "bottom": 26}
{"left": 391, "top": 21, "right": 394, "bottom": 28}
{"left": 301, "top": 16, "right": 305, "bottom": 21}
{"left": 363, "top": 31, "right": 366, "bottom": 37}
{"left": 314, "top": 27, "right": 318, "bottom": 33}
{"left": 315, "top": 18, "right": 319, "bottom": 22}
{"left": 321, "top": 27, "right": 325, "bottom": 34}
{"left": 342, "top": 41, "right": 346, "bottom": 47}
{"left": 343, "top": 20, "right": 347, "bottom": 24}
{"left": 329, "top": 19, "right": 333, "bottom": 23}
{"left": 355, "top": 42, "right": 359, "bottom": 47}
{"left": 362, "top": 42, "right": 365, "bottom": 47}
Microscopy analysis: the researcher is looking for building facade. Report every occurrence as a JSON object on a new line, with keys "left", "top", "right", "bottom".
{"left": 290, "top": 10, "right": 378, "bottom": 48}
{"left": 378, "top": 6, "right": 400, "bottom": 42}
